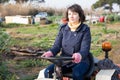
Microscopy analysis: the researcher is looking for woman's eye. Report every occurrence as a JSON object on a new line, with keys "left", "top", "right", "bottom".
{"left": 68, "top": 13, "right": 71, "bottom": 15}
{"left": 68, "top": 11, "right": 78, "bottom": 16}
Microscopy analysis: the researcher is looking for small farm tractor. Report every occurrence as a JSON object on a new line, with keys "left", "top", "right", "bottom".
{"left": 35, "top": 42, "right": 120, "bottom": 80}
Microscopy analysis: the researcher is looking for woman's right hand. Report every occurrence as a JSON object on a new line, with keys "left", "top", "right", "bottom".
{"left": 41, "top": 51, "right": 53, "bottom": 57}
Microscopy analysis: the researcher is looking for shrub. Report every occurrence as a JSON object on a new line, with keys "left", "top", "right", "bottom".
{"left": 106, "top": 14, "right": 120, "bottom": 22}
{"left": 106, "top": 14, "right": 114, "bottom": 22}
{"left": 0, "top": 62, "right": 16, "bottom": 80}
{"left": 114, "top": 14, "right": 120, "bottom": 21}
{"left": 0, "top": 30, "right": 11, "bottom": 54}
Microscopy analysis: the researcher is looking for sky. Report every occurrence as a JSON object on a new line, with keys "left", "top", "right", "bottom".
{"left": 42, "top": 0, "right": 120, "bottom": 11}
{"left": 43, "top": 0, "right": 98, "bottom": 9}
{"left": 9, "top": 0, "right": 120, "bottom": 11}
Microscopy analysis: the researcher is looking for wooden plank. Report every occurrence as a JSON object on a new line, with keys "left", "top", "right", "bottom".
{"left": 96, "top": 69, "right": 115, "bottom": 80}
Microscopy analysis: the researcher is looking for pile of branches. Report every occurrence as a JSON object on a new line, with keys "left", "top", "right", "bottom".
{"left": 7, "top": 46, "right": 44, "bottom": 61}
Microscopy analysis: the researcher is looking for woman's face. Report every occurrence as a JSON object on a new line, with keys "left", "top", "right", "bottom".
{"left": 68, "top": 10, "right": 80, "bottom": 24}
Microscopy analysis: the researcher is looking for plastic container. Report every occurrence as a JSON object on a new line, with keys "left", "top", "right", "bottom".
{"left": 99, "top": 16, "right": 104, "bottom": 22}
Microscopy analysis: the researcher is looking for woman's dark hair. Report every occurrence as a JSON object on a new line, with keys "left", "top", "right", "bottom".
{"left": 66, "top": 4, "right": 85, "bottom": 23}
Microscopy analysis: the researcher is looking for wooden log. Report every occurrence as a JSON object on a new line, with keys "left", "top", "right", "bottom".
{"left": 10, "top": 47, "right": 20, "bottom": 51}
{"left": 11, "top": 47, "right": 35, "bottom": 53}
{"left": 11, "top": 51, "right": 37, "bottom": 56}
{"left": 10, "top": 47, "right": 43, "bottom": 54}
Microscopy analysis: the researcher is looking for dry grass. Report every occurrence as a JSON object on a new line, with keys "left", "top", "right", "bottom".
{"left": 0, "top": 3, "right": 32, "bottom": 16}
{"left": 0, "top": 3, "right": 66, "bottom": 17}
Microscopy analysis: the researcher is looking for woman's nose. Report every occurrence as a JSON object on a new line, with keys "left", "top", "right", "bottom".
{"left": 70, "top": 14, "right": 74, "bottom": 18}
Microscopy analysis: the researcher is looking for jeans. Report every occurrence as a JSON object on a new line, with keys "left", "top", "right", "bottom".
{"left": 44, "top": 62, "right": 89, "bottom": 80}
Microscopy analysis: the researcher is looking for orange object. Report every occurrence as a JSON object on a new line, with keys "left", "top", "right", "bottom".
{"left": 102, "top": 41, "right": 112, "bottom": 51}
{"left": 61, "top": 18, "right": 68, "bottom": 24}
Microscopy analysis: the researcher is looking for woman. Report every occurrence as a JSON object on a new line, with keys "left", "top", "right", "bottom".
{"left": 41, "top": 4, "right": 91, "bottom": 80}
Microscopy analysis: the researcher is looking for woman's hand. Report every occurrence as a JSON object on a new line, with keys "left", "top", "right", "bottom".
{"left": 41, "top": 51, "right": 53, "bottom": 57}
{"left": 72, "top": 53, "right": 82, "bottom": 63}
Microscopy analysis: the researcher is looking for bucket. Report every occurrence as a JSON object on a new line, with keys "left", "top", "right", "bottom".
{"left": 99, "top": 16, "right": 104, "bottom": 22}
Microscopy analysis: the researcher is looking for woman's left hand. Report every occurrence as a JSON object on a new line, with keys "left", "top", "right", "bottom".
{"left": 72, "top": 53, "right": 82, "bottom": 63}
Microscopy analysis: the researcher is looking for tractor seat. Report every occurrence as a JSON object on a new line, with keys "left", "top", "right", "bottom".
{"left": 63, "top": 53, "right": 94, "bottom": 80}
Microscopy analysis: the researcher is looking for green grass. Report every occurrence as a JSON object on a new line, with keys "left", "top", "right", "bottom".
{"left": 92, "top": 22, "right": 106, "bottom": 27}
{"left": 0, "top": 23, "right": 30, "bottom": 28}
{"left": 17, "top": 59, "right": 49, "bottom": 68}
{"left": 16, "top": 24, "right": 57, "bottom": 34}
{"left": 110, "top": 39, "right": 120, "bottom": 46}
{"left": 20, "top": 75, "right": 37, "bottom": 80}
{"left": 9, "top": 23, "right": 59, "bottom": 49}
{"left": 0, "top": 62, "right": 16, "bottom": 80}
{"left": 90, "top": 47, "right": 102, "bottom": 56}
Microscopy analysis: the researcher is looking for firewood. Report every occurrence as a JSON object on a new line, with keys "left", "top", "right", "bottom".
{"left": 11, "top": 51, "right": 37, "bottom": 56}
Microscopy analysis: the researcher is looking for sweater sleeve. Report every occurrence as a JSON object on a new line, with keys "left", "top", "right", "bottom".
{"left": 49, "top": 25, "right": 64, "bottom": 56}
{"left": 79, "top": 26, "right": 91, "bottom": 59}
